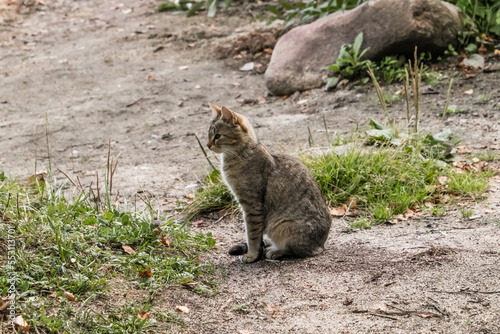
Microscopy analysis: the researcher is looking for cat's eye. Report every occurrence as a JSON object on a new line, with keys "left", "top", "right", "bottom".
{"left": 214, "top": 134, "right": 221, "bottom": 140}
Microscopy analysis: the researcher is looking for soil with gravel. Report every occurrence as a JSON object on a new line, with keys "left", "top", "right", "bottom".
{"left": 1, "top": 0, "right": 499, "bottom": 333}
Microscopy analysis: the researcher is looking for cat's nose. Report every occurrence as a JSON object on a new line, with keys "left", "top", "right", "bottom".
{"left": 207, "top": 141, "right": 212, "bottom": 149}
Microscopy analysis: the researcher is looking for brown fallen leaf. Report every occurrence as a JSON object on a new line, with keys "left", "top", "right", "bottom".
{"left": 184, "top": 193, "right": 194, "bottom": 201}
{"left": 139, "top": 269, "right": 152, "bottom": 278}
{"left": 266, "top": 304, "right": 278, "bottom": 315}
{"left": 348, "top": 196, "right": 358, "bottom": 209}
{"left": 494, "top": 49, "right": 500, "bottom": 56}
{"left": 176, "top": 305, "right": 190, "bottom": 313}
{"left": 329, "top": 206, "right": 346, "bottom": 217}
{"left": 416, "top": 312, "right": 439, "bottom": 318}
{"left": 48, "top": 292, "right": 57, "bottom": 298}
{"left": 181, "top": 282, "right": 198, "bottom": 287}
{"left": 138, "top": 311, "right": 151, "bottom": 320}
{"left": 160, "top": 235, "right": 171, "bottom": 247}
{"left": 191, "top": 219, "right": 204, "bottom": 227}
{"left": 438, "top": 176, "right": 448, "bottom": 185}
{"left": 0, "top": 297, "right": 10, "bottom": 311}
{"left": 456, "top": 146, "right": 472, "bottom": 154}
{"left": 122, "top": 245, "right": 135, "bottom": 255}
{"left": 64, "top": 291, "right": 75, "bottom": 301}
{"left": 146, "top": 75, "right": 157, "bottom": 81}
{"left": 13, "top": 315, "right": 30, "bottom": 332}
{"left": 370, "top": 303, "right": 388, "bottom": 312}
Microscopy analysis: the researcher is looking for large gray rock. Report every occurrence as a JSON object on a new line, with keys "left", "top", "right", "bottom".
{"left": 265, "top": 0, "right": 462, "bottom": 95}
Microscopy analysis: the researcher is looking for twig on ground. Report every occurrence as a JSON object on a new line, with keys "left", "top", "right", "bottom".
{"left": 426, "top": 297, "right": 449, "bottom": 316}
{"left": 368, "top": 312, "right": 398, "bottom": 320}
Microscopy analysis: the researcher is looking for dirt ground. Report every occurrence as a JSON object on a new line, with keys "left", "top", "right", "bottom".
{"left": 1, "top": 0, "right": 500, "bottom": 333}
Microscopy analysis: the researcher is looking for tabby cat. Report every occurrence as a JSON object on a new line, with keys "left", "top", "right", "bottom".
{"left": 207, "top": 103, "right": 331, "bottom": 263}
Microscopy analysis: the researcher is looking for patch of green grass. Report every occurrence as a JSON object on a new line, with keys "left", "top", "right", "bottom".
{"left": 303, "top": 141, "right": 491, "bottom": 223}
{"left": 348, "top": 217, "right": 373, "bottom": 229}
{"left": 234, "top": 303, "right": 253, "bottom": 314}
{"left": 471, "top": 151, "right": 500, "bottom": 162}
{"left": 0, "top": 174, "right": 215, "bottom": 332}
{"left": 460, "top": 207, "right": 474, "bottom": 218}
{"left": 429, "top": 205, "right": 447, "bottom": 217}
{"left": 187, "top": 170, "right": 237, "bottom": 215}
{"left": 192, "top": 137, "right": 492, "bottom": 223}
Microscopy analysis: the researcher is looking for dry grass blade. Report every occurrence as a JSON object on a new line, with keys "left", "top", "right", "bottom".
{"left": 367, "top": 63, "right": 392, "bottom": 125}
{"left": 404, "top": 68, "right": 411, "bottom": 131}
{"left": 409, "top": 46, "right": 421, "bottom": 134}
{"left": 58, "top": 169, "right": 80, "bottom": 190}
{"left": 442, "top": 78, "right": 454, "bottom": 118}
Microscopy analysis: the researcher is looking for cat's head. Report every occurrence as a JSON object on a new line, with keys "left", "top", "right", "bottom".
{"left": 207, "top": 102, "right": 257, "bottom": 154}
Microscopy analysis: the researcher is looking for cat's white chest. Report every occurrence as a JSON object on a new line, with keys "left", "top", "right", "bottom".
{"left": 220, "top": 153, "right": 238, "bottom": 200}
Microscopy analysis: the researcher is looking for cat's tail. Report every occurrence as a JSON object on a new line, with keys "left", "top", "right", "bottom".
{"left": 228, "top": 242, "right": 248, "bottom": 256}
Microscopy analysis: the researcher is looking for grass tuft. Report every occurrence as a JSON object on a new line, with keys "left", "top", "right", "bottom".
{"left": 0, "top": 174, "right": 216, "bottom": 332}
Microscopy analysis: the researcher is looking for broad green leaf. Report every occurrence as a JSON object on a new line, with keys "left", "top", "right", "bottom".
{"left": 353, "top": 32, "right": 363, "bottom": 55}
{"left": 369, "top": 119, "right": 386, "bottom": 130}
{"left": 366, "top": 128, "right": 394, "bottom": 141}
{"left": 464, "top": 43, "right": 477, "bottom": 53}
{"left": 325, "top": 76, "right": 340, "bottom": 91}
{"left": 207, "top": 0, "right": 217, "bottom": 17}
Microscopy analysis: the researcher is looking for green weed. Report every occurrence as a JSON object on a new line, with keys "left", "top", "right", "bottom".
{"left": 0, "top": 175, "right": 216, "bottom": 332}
{"left": 460, "top": 207, "right": 474, "bottom": 218}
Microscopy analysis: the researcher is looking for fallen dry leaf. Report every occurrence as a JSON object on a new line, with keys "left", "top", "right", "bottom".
{"left": 138, "top": 311, "right": 151, "bottom": 320}
{"left": 348, "top": 197, "right": 358, "bottom": 209}
{"left": 181, "top": 282, "right": 198, "bottom": 287}
{"left": 495, "top": 49, "right": 500, "bottom": 56}
{"left": 64, "top": 291, "right": 75, "bottom": 301}
{"left": 464, "top": 89, "right": 473, "bottom": 95}
{"left": 456, "top": 146, "right": 472, "bottom": 154}
{"left": 48, "top": 292, "right": 57, "bottom": 298}
{"left": 122, "top": 245, "right": 135, "bottom": 255}
{"left": 417, "top": 312, "right": 439, "bottom": 318}
{"left": 13, "top": 315, "right": 30, "bottom": 332}
{"left": 266, "top": 304, "right": 278, "bottom": 315}
{"left": 146, "top": 75, "right": 157, "bottom": 81}
{"left": 370, "top": 303, "right": 388, "bottom": 312}
{"left": 191, "top": 219, "right": 204, "bottom": 227}
{"left": 176, "top": 305, "right": 190, "bottom": 313}
{"left": 138, "top": 269, "right": 152, "bottom": 278}
{"left": 184, "top": 193, "right": 194, "bottom": 201}
{"left": 160, "top": 235, "right": 171, "bottom": 247}
{"left": 438, "top": 176, "right": 448, "bottom": 185}
{"left": 0, "top": 297, "right": 10, "bottom": 311}
{"left": 329, "top": 206, "right": 346, "bottom": 217}
{"left": 258, "top": 97, "right": 266, "bottom": 104}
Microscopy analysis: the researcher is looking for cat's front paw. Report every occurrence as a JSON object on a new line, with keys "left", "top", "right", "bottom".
{"left": 241, "top": 252, "right": 259, "bottom": 263}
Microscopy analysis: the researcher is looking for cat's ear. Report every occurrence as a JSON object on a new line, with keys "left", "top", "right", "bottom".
{"left": 221, "top": 107, "right": 237, "bottom": 123}
{"left": 209, "top": 102, "right": 222, "bottom": 119}
{"left": 235, "top": 115, "right": 250, "bottom": 133}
